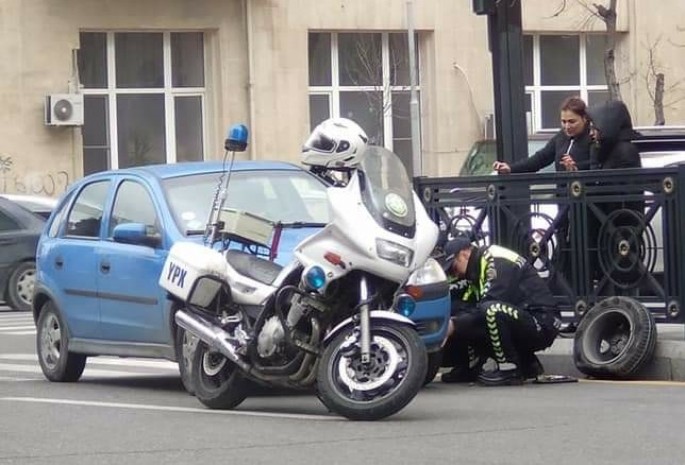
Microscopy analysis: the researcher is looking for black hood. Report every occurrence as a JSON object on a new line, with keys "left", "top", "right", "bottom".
{"left": 588, "top": 100, "right": 639, "bottom": 150}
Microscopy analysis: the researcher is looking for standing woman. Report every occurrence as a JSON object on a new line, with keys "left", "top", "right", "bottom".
{"left": 493, "top": 96, "right": 592, "bottom": 174}
{"left": 586, "top": 100, "right": 643, "bottom": 289}
{"left": 491, "top": 96, "right": 592, "bottom": 301}
{"left": 587, "top": 99, "right": 641, "bottom": 171}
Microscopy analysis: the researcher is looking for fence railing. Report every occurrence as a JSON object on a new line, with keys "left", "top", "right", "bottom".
{"left": 415, "top": 165, "right": 685, "bottom": 323}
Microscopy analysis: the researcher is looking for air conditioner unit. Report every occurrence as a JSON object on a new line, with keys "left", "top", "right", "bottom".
{"left": 45, "top": 94, "right": 84, "bottom": 126}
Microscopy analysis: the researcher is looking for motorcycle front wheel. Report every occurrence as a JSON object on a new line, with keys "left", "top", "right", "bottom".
{"left": 317, "top": 322, "right": 427, "bottom": 421}
{"left": 191, "top": 341, "right": 248, "bottom": 410}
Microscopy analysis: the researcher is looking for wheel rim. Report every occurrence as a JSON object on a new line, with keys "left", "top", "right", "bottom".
{"left": 16, "top": 268, "right": 36, "bottom": 306}
{"left": 181, "top": 331, "right": 198, "bottom": 375}
{"left": 582, "top": 309, "right": 634, "bottom": 365}
{"left": 198, "top": 349, "right": 231, "bottom": 392}
{"left": 329, "top": 330, "right": 410, "bottom": 402}
{"left": 39, "top": 312, "right": 62, "bottom": 370}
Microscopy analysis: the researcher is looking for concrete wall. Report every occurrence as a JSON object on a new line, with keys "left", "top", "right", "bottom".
{"left": 1, "top": 0, "right": 684, "bottom": 196}
{"left": 0, "top": 0, "right": 248, "bottom": 196}
{"left": 247, "top": 0, "right": 491, "bottom": 176}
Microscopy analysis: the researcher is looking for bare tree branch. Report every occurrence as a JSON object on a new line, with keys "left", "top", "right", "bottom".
{"left": 552, "top": 1, "right": 621, "bottom": 100}
{"left": 549, "top": 0, "right": 568, "bottom": 18}
{"left": 643, "top": 35, "right": 685, "bottom": 124}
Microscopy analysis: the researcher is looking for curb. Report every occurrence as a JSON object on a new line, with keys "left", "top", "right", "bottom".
{"left": 538, "top": 335, "right": 685, "bottom": 382}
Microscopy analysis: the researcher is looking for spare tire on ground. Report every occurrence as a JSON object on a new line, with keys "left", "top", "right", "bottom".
{"left": 573, "top": 296, "right": 657, "bottom": 379}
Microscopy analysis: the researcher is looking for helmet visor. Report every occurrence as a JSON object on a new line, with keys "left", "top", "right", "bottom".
{"left": 304, "top": 131, "right": 336, "bottom": 153}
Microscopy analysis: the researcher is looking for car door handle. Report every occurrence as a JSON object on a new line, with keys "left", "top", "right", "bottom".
{"left": 100, "top": 261, "right": 111, "bottom": 274}
{"left": 55, "top": 257, "right": 64, "bottom": 269}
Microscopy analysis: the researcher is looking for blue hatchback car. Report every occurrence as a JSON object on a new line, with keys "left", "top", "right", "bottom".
{"left": 33, "top": 161, "right": 449, "bottom": 388}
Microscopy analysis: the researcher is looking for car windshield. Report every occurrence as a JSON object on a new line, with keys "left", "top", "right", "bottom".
{"left": 460, "top": 138, "right": 554, "bottom": 176}
{"left": 163, "top": 170, "right": 330, "bottom": 235}
{"left": 359, "top": 146, "right": 416, "bottom": 230}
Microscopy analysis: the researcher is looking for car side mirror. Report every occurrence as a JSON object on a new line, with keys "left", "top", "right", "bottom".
{"left": 112, "top": 223, "right": 161, "bottom": 248}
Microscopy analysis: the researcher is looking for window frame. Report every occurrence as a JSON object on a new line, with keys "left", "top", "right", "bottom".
{"left": 80, "top": 31, "right": 208, "bottom": 171}
{"left": 307, "top": 32, "right": 421, "bottom": 152}
{"left": 525, "top": 33, "right": 609, "bottom": 131}
{"left": 108, "top": 179, "right": 162, "bottom": 239}
{"left": 63, "top": 180, "right": 112, "bottom": 240}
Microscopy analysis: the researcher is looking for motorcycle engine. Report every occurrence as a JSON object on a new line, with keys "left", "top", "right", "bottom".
{"left": 257, "top": 316, "right": 285, "bottom": 358}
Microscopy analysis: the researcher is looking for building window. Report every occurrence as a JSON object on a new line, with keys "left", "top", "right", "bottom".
{"left": 524, "top": 34, "right": 609, "bottom": 131}
{"left": 78, "top": 32, "right": 206, "bottom": 175}
{"left": 308, "top": 32, "right": 420, "bottom": 172}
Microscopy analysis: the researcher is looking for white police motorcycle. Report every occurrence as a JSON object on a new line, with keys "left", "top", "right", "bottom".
{"left": 160, "top": 119, "right": 446, "bottom": 420}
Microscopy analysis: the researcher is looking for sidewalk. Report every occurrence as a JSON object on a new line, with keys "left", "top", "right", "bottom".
{"left": 538, "top": 324, "right": 685, "bottom": 381}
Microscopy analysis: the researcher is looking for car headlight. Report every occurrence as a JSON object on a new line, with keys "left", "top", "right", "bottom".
{"left": 406, "top": 258, "right": 447, "bottom": 286}
{"left": 303, "top": 265, "right": 326, "bottom": 290}
{"left": 376, "top": 239, "right": 414, "bottom": 267}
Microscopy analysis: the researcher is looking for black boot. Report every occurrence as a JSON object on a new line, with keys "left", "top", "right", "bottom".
{"left": 477, "top": 363, "right": 524, "bottom": 386}
{"left": 441, "top": 366, "right": 478, "bottom": 383}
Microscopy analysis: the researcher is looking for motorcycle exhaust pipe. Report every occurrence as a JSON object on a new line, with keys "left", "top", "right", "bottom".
{"left": 175, "top": 310, "right": 251, "bottom": 372}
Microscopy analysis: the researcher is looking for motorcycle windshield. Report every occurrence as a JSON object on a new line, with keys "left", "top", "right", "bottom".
{"left": 358, "top": 146, "right": 416, "bottom": 238}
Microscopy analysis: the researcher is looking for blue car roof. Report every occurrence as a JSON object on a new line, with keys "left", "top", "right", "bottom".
{"left": 94, "top": 160, "right": 304, "bottom": 181}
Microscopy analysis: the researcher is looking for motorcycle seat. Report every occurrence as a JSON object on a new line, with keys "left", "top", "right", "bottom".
{"left": 225, "top": 249, "right": 283, "bottom": 285}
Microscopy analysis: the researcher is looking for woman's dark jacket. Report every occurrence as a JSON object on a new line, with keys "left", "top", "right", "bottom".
{"left": 510, "top": 127, "right": 593, "bottom": 173}
{"left": 587, "top": 100, "right": 644, "bottom": 244}
{"left": 588, "top": 100, "right": 641, "bottom": 170}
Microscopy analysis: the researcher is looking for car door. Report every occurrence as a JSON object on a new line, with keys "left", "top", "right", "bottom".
{"left": 97, "top": 178, "right": 169, "bottom": 343}
{"left": 39, "top": 180, "right": 111, "bottom": 338}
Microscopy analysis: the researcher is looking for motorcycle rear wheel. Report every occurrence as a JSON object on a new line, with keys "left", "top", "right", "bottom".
{"left": 317, "top": 322, "right": 427, "bottom": 421}
{"left": 192, "top": 341, "right": 248, "bottom": 410}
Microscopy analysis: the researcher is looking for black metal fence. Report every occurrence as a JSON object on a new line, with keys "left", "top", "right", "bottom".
{"left": 415, "top": 166, "right": 685, "bottom": 323}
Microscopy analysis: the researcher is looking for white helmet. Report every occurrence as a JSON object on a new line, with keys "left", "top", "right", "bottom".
{"left": 302, "top": 118, "right": 369, "bottom": 169}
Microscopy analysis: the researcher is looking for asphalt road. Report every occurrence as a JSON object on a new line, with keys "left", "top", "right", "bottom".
{"left": 2, "top": 306, "right": 685, "bottom": 465}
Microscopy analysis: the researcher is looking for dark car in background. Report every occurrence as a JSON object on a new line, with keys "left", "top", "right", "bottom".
{"left": 0, "top": 194, "right": 58, "bottom": 220}
{"left": 0, "top": 197, "right": 47, "bottom": 311}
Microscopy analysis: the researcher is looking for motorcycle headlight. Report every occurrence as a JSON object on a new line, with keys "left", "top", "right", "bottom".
{"left": 406, "top": 258, "right": 447, "bottom": 286}
{"left": 376, "top": 239, "right": 414, "bottom": 267}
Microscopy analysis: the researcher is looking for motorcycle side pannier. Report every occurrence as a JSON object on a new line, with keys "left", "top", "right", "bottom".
{"left": 159, "top": 241, "right": 229, "bottom": 307}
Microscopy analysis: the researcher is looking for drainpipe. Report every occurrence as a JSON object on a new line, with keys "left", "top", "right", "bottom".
{"left": 406, "top": 0, "right": 422, "bottom": 177}
{"left": 244, "top": 0, "right": 256, "bottom": 160}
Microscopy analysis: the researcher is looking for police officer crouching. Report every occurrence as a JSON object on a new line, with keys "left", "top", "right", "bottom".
{"left": 441, "top": 237, "right": 562, "bottom": 386}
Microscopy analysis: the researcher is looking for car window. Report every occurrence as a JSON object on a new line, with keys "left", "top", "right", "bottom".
{"left": 47, "top": 192, "right": 74, "bottom": 238}
{"left": 0, "top": 209, "right": 20, "bottom": 232}
{"left": 460, "top": 141, "right": 496, "bottom": 176}
{"left": 163, "top": 170, "right": 330, "bottom": 234}
{"left": 65, "top": 181, "right": 110, "bottom": 238}
{"left": 640, "top": 151, "right": 685, "bottom": 168}
{"left": 109, "top": 181, "right": 160, "bottom": 236}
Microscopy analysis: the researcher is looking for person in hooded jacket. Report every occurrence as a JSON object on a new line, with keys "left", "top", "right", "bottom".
{"left": 587, "top": 100, "right": 641, "bottom": 171}
{"left": 587, "top": 100, "right": 643, "bottom": 285}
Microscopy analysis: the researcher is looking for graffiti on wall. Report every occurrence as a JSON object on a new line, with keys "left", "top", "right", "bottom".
{"left": 0, "top": 155, "right": 70, "bottom": 196}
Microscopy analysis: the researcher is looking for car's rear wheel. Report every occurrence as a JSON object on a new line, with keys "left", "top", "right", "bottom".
{"left": 6, "top": 261, "right": 35, "bottom": 312}
{"left": 36, "top": 301, "right": 87, "bottom": 382}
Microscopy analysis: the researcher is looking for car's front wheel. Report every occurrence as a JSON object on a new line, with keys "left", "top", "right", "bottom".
{"left": 36, "top": 301, "right": 87, "bottom": 382}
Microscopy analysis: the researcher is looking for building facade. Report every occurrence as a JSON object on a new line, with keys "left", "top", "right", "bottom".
{"left": 1, "top": 0, "right": 684, "bottom": 197}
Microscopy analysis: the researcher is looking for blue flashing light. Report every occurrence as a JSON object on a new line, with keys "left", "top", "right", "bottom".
{"left": 396, "top": 294, "right": 416, "bottom": 317}
{"left": 225, "top": 124, "right": 249, "bottom": 152}
{"left": 304, "top": 266, "right": 326, "bottom": 290}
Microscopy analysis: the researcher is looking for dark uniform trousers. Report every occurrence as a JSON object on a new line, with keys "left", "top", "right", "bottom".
{"left": 481, "top": 300, "right": 559, "bottom": 366}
